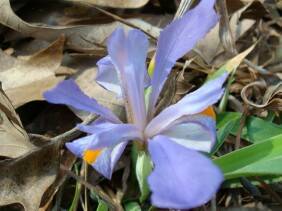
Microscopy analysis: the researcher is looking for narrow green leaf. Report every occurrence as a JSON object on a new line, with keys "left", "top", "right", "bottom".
{"left": 207, "top": 44, "right": 256, "bottom": 81}
{"left": 124, "top": 202, "right": 142, "bottom": 211}
{"left": 217, "top": 112, "right": 282, "bottom": 143}
{"left": 136, "top": 151, "right": 152, "bottom": 202}
{"left": 214, "top": 135, "right": 282, "bottom": 180}
{"left": 96, "top": 199, "right": 109, "bottom": 211}
{"left": 209, "top": 117, "right": 238, "bottom": 157}
{"left": 69, "top": 164, "right": 79, "bottom": 211}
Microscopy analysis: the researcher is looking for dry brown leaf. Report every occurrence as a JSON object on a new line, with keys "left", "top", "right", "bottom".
{"left": 0, "top": 0, "right": 159, "bottom": 52}
{"left": 195, "top": 2, "right": 256, "bottom": 64}
{"left": 0, "top": 36, "right": 66, "bottom": 107}
{"left": 0, "top": 141, "right": 61, "bottom": 211}
{"left": 154, "top": 61, "right": 197, "bottom": 117}
{"left": 74, "top": 0, "right": 148, "bottom": 9}
{"left": 0, "top": 86, "right": 35, "bottom": 158}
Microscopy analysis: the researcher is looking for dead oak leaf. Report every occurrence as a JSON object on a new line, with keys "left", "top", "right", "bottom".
{"left": 0, "top": 86, "right": 35, "bottom": 158}
{"left": 0, "top": 141, "right": 61, "bottom": 211}
{"left": 0, "top": 35, "right": 66, "bottom": 107}
{"left": 0, "top": 0, "right": 159, "bottom": 53}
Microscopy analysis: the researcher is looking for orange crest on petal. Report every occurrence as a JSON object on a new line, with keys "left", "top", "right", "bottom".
{"left": 199, "top": 106, "right": 216, "bottom": 119}
{"left": 83, "top": 149, "right": 103, "bottom": 164}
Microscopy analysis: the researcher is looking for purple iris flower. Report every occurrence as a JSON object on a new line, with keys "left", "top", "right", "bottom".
{"left": 44, "top": 0, "right": 227, "bottom": 209}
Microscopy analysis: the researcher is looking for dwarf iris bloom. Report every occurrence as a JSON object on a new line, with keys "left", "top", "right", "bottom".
{"left": 44, "top": 0, "right": 227, "bottom": 209}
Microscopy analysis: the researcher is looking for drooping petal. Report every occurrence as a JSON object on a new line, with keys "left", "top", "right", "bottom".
{"left": 43, "top": 79, "right": 121, "bottom": 124}
{"left": 96, "top": 56, "right": 122, "bottom": 98}
{"left": 77, "top": 122, "right": 143, "bottom": 149}
{"left": 107, "top": 28, "right": 149, "bottom": 130}
{"left": 96, "top": 55, "right": 151, "bottom": 99}
{"left": 147, "top": 135, "right": 224, "bottom": 209}
{"left": 66, "top": 135, "right": 128, "bottom": 179}
{"left": 161, "top": 115, "right": 216, "bottom": 152}
{"left": 145, "top": 72, "right": 228, "bottom": 137}
{"left": 93, "top": 141, "right": 128, "bottom": 179}
{"left": 147, "top": 0, "right": 219, "bottom": 120}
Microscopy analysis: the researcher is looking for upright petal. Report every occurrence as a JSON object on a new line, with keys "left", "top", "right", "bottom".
{"left": 77, "top": 123, "right": 143, "bottom": 149}
{"left": 148, "top": 135, "right": 224, "bottom": 209}
{"left": 107, "top": 28, "right": 149, "bottom": 130}
{"left": 44, "top": 79, "right": 121, "bottom": 123}
{"left": 96, "top": 55, "right": 151, "bottom": 99}
{"left": 145, "top": 72, "right": 227, "bottom": 137}
{"left": 96, "top": 56, "right": 122, "bottom": 98}
{"left": 161, "top": 115, "right": 216, "bottom": 152}
{"left": 66, "top": 135, "right": 128, "bottom": 179}
{"left": 147, "top": 0, "right": 219, "bottom": 120}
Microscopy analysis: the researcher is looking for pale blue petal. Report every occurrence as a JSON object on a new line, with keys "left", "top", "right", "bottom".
{"left": 66, "top": 135, "right": 95, "bottom": 158}
{"left": 96, "top": 56, "right": 123, "bottom": 98}
{"left": 148, "top": 135, "right": 224, "bottom": 209}
{"left": 96, "top": 55, "right": 150, "bottom": 99}
{"left": 161, "top": 115, "right": 216, "bottom": 152}
{"left": 43, "top": 79, "right": 121, "bottom": 124}
{"left": 147, "top": 0, "right": 219, "bottom": 120}
{"left": 77, "top": 123, "right": 143, "bottom": 149}
{"left": 107, "top": 28, "right": 148, "bottom": 130}
{"left": 145, "top": 72, "right": 227, "bottom": 137}
{"left": 93, "top": 141, "right": 128, "bottom": 179}
{"left": 66, "top": 135, "right": 128, "bottom": 179}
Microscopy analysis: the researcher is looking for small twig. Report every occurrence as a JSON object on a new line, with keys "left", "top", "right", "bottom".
{"left": 71, "top": 0, "right": 157, "bottom": 41}
{"left": 51, "top": 113, "right": 98, "bottom": 143}
{"left": 84, "top": 162, "right": 89, "bottom": 211}
{"left": 60, "top": 164, "right": 117, "bottom": 209}
{"left": 253, "top": 176, "right": 282, "bottom": 205}
{"left": 235, "top": 103, "right": 249, "bottom": 150}
{"left": 243, "top": 59, "right": 268, "bottom": 74}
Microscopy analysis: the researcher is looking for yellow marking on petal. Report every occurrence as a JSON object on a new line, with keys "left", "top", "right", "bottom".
{"left": 148, "top": 54, "right": 156, "bottom": 77}
{"left": 83, "top": 149, "right": 103, "bottom": 164}
{"left": 199, "top": 106, "right": 216, "bottom": 119}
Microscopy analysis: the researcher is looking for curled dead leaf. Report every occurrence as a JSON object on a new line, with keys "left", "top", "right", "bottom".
{"left": 0, "top": 0, "right": 159, "bottom": 53}
{"left": 241, "top": 75, "right": 282, "bottom": 111}
{"left": 0, "top": 36, "right": 66, "bottom": 107}
{"left": 0, "top": 86, "right": 35, "bottom": 158}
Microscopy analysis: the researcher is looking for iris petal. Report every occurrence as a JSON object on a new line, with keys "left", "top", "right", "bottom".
{"left": 43, "top": 79, "right": 121, "bottom": 123}
{"left": 148, "top": 135, "right": 224, "bottom": 209}
{"left": 93, "top": 141, "right": 128, "bottom": 179}
{"left": 107, "top": 28, "right": 149, "bottom": 130}
{"left": 96, "top": 55, "right": 151, "bottom": 99}
{"left": 147, "top": 0, "right": 219, "bottom": 120}
{"left": 161, "top": 115, "right": 216, "bottom": 152}
{"left": 145, "top": 72, "right": 227, "bottom": 137}
{"left": 96, "top": 56, "right": 122, "bottom": 98}
{"left": 77, "top": 123, "right": 143, "bottom": 149}
{"left": 66, "top": 135, "right": 127, "bottom": 179}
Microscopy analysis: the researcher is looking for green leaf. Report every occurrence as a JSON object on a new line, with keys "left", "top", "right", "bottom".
{"left": 69, "top": 164, "right": 79, "bottom": 211}
{"left": 124, "top": 202, "right": 142, "bottom": 211}
{"left": 214, "top": 135, "right": 282, "bottom": 180}
{"left": 207, "top": 44, "right": 256, "bottom": 81}
{"left": 136, "top": 151, "right": 152, "bottom": 202}
{"left": 208, "top": 116, "right": 239, "bottom": 157}
{"left": 217, "top": 112, "right": 282, "bottom": 143}
{"left": 96, "top": 199, "right": 109, "bottom": 211}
